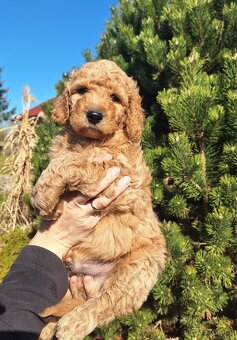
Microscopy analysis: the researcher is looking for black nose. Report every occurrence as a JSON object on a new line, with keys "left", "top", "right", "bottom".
{"left": 86, "top": 110, "right": 103, "bottom": 125}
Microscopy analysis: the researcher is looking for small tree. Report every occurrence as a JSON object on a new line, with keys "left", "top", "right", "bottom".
{"left": 31, "top": 76, "right": 66, "bottom": 184}
{"left": 0, "top": 68, "right": 15, "bottom": 123}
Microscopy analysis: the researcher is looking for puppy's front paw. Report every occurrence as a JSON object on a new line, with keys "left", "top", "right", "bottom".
{"left": 31, "top": 194, "right": 53, "bottom": 219}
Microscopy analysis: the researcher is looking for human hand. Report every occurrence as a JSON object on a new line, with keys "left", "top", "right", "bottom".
{"left": 69, "top": 275, "right": 94, "bottom": 299}
{"left": 29, "top": 154, "right": 131, "bottom": 259}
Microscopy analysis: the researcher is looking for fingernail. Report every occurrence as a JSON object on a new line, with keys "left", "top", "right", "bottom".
{"left": 110, "top": 167, "right": 120, "bottom": 175}
{"left": 120, "top": 176, "right": 131, "bottom": 186}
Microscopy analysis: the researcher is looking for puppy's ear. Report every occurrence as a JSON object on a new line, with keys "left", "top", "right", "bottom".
{"left": 125, "top": 84, "right": 144, "bottom": 143}
{"left": 52, "top": 89, "right": 70, "bottom": 124}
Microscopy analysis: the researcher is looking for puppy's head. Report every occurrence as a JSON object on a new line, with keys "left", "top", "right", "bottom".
{"left": 52, "top": 60, "right": 144, "bottom": 142}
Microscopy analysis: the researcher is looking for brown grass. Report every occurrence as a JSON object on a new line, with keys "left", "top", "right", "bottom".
{"left": 0, "top": 153, "right": 7, "bottom": 171}
{"left": 0, "top": 86, "right": 38, "bottom": 233}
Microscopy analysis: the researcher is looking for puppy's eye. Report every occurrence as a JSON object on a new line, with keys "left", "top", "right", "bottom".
{"left": 111, "top": 94, "right": 120, "bottom": 103}
{"left": 77, "top": 87, "right": 88, "bottom": 94}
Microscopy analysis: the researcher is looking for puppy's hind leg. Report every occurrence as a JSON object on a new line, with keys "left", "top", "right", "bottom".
{"left": 56, "top": 239, "right": 166, "bottom": 340}
{"left": 39, "top": 318, "right": 58, "bottom": 340}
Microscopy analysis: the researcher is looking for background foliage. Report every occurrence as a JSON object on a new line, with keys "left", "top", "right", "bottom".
{"left": 0, "top": 229, "right": 29, "bottom": 281}
{"left": 86, "top": 0, "right": 237, "bottom": 338}
{"left": 0, "top": 68, "right": 15, "bottom": 123}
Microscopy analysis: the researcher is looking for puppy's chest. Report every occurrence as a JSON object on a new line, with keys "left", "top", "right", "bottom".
{"left": 52, "top": 137, "right": 143, "bottom": 177}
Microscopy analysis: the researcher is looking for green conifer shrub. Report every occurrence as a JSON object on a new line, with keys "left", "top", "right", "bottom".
{"left": 84, "top": 0, "right": 237, "bottom": 338}
{"left": 31, "top": 74, "right": 68, "bottom": 184}
{"left": 32, "top": 101, "right": 60, "bottom": 185}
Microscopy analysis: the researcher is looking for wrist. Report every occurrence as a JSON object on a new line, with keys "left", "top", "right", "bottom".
{"left": 29, "top": 224, "right": 70, "bottom": 259}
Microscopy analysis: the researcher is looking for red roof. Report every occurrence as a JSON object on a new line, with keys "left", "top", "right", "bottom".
{"left": 20, "top": 97, "right": 57, "bottom": 118}
{"left": 28, "top": 105, "right": 43, "bottom": 117}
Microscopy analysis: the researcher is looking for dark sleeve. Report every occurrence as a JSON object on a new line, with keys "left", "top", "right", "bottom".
{"left": 0, "top": 245, "right": 68, "bottom": 340}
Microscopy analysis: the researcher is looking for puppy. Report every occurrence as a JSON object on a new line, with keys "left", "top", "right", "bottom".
{"left": 31, "top": 59, "right": 166, "bottom": 339}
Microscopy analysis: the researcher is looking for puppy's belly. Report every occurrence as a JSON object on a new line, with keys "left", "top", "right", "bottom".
{"left": 66, "top": 259, "right": 117, "bottom": 277}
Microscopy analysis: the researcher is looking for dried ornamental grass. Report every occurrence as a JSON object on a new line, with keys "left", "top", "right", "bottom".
{"left": 0, "top": 86, "right": 38, "bottom": 233}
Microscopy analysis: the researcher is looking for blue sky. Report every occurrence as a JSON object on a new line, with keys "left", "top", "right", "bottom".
{"left": 1, "top": 0, "right": 118, "bottom": 115}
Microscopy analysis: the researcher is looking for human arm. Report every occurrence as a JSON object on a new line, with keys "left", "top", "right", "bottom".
{"left": 0, "top": 246, "right": 67, "bottom": 340}
{"left": 0, "top": 164, "right": 131, "bottom": 339}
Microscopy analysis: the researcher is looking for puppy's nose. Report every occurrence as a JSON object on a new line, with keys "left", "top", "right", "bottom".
{"left": 86, "top": 110, "right": 103, "bottom": 125}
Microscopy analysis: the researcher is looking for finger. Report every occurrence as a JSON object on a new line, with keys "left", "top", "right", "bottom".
{"left": 88, "top": 166, "right": 121, "bottom": 198}
{"left": 89, "top": 175, "right": 131, "bottom": 211}
{"left": 93, "top": 153, "right": 112, "bottom": 162}
{"left": 69, "top": 275, "right": 79, "bottom": 298}
{"left": 63, "top": 166, "right": 121, "bottom": 209}
{"left": 72, "top": 167, "right": 121, "bottom": 206}
{"left": 82, "top": 275, "right": 94, "bottom": 296}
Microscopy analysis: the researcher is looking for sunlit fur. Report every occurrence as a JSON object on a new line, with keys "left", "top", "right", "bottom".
{"left": 32, "top": 60, "right": 167, "bottom": 340}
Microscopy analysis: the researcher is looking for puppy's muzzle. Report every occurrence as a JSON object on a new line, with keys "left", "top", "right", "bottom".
{"left": 86, "top": 110, "right": 103, "bottom": 125}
